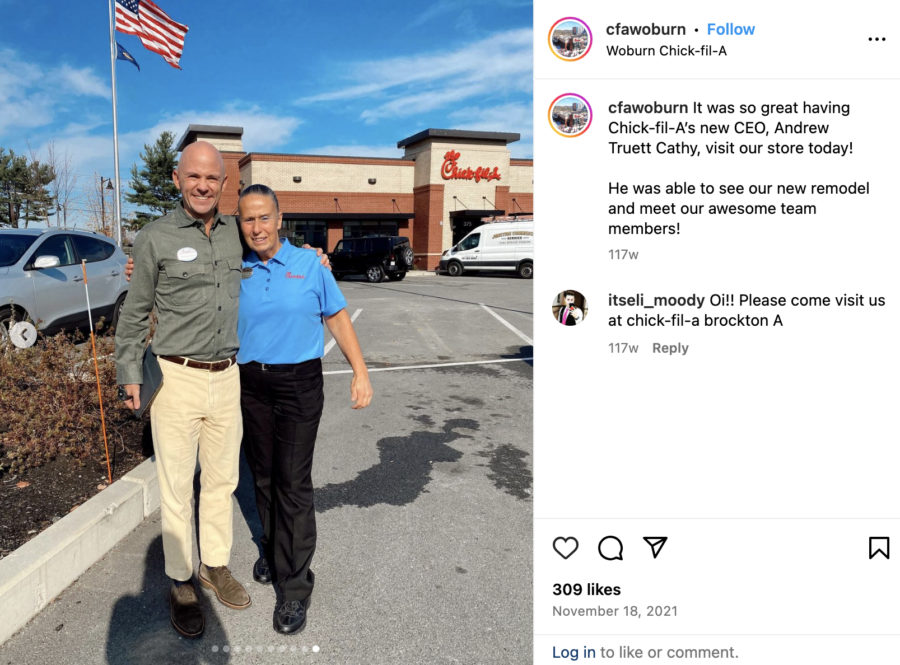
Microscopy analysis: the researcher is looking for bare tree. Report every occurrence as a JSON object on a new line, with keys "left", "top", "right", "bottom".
{"left": 24, "top": 142, "right": 56, "bottom": 228}
{"left": 81, "top": 171, "right": 116, "bottom": 238}
{"left": 45, "top": 141, "right": 78, "bottom": 228}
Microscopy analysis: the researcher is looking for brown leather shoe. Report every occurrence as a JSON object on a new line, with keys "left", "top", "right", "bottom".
{"left": 169, "top": 581, "right": 204, "bottom": 638}
{"left": 199, "top": 563, "right": 251, "bottom": 610}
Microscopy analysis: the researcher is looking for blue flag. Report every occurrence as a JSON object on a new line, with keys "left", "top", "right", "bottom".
{"left": 116, "top": 42, "right": 140, "bottom": 71}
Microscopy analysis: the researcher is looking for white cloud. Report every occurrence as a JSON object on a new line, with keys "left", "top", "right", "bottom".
{"left": 51, "top": 65, "right": 111, "bottom": 100}
{"left": 295, "top": 28, "right": 533, "bottom": 124}
{"left": 508, "top": 141, "right": 533, "bottom": 159}
{"left": 134, "top": 105, "right": 302, "bottom": 152}
{"left": 448, "top": 102, "right": 533, "bottom": 138}
{"left": 447, "top": 101, "right": 534, "bottom": 158}
{"left": 32, "top": 104, "right": 303, "bottom": 184}
{"left": 300, "top": 144, "right": 404, "bottom": 158}
{"left": 0, "top": 49, "right": 112, "bottom": 136}
{"left": 360, "top": 83, "right": 494, "bottom": 123}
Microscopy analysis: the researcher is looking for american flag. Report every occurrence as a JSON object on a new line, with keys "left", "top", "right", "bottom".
{"left": 115, "top": 0, "right": 189, "bottom": 70}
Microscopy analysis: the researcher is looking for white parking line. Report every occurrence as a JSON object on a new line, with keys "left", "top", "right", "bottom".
{"left": 479, "top": 303, "right": 534, "bottom": 346}
{"left": 322, "top": 357, "right": 532, "bottom": 376}
{"left": 323, "top": 308, "right": 362, "bottom": 355}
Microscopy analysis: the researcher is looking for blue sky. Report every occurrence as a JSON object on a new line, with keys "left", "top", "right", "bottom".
{"left": 0, "top": 0, "right": 533, "bottom": 223}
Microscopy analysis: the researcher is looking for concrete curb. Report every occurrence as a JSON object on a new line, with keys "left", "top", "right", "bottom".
{"left": 0, "top": 456, "right": 159, "bottom": 646}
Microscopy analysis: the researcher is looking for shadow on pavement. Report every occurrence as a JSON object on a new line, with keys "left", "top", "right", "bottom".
{"left": 501, "top": 345, "right": 534, "bottom": 368}
{"left": 354, "top": 281, "right": 533, "bottom": 315}
{"left": 105, "top": 534, "right": 232, "bottom": 664}
{"left": 315, "top": 419, "right": 478, "bottom": 511}
{"left": 234, "top": 449, "right": 266, "bottom": 563}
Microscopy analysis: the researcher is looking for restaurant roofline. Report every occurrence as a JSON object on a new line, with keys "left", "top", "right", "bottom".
{"left": 397, "top": 129, "right": 521, "bottom": 149}
{"left": 175, "top": 124, "right": 243, "bottom": 152}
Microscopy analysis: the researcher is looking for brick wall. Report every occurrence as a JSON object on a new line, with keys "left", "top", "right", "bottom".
{"left": 508, "top": 193, "right": 533, "bottom": 214}
{"left": 494, "top": 185, "right": 511, "bottom": 216}
{"left": 413, "top": 183, "right": 445, "bottom": 270}
{"left": 326, "top": 222, "right": 343, "bottom": 252}
{"left": 273, "top": 191, "right": 413, "bottom": 215}
{"left": 220, "top": 152, "right": 245, "bottom": 215}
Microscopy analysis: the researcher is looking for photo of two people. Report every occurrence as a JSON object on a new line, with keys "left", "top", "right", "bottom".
{"left": 0, "top": 1, "right": 533, "bottom": 663}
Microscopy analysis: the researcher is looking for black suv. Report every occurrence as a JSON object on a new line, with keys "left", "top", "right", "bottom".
{"left": 330, "top": 236, "right": 415, "bottom": 282}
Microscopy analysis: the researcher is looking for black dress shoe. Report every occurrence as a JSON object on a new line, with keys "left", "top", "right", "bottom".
{"left": 253, "top": 556, "right": 272, "bottom": 585}
{"left": 169, "top": 581, "right": 204, "bottom": 638}
{"left": 274, "top": 597, "right": 310, "bottom": 635}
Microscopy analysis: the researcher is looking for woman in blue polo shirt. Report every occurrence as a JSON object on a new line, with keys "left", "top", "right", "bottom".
{"left": 236, "top": 184, "right": 373, "bottom": 635}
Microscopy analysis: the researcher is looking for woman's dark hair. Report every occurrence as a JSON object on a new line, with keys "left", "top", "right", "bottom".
{"left": 238, "top": 183, "right": 279, "bottom": 212}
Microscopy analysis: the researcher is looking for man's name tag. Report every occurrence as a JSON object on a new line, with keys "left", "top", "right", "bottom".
{"left": 241, "top": 268, "right": 253, "bottom": 279}
{"left": 177, "top": 247, "right": 198, "bottom": 262}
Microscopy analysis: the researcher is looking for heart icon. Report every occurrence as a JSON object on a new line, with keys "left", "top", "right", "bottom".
{"left": 553, "top": 536, "right": 579, "bottom": 560}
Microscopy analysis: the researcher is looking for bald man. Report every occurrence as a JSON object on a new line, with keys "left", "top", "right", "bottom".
{"left": 115, "top": 141, "right": 328, "bottom": 638}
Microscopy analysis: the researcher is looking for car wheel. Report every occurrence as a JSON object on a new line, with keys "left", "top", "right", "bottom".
{"left": 0, "top": 307, "right": 23, "bottom": 347}
{"left": 390, "top": 272, "right": 407, "bottom": 281}
{"left": 399, "top": 246, "right": 414, "bottom": 267}
{"left": 447, "top": 261, "right": 463, "bottom": 277}
{"left": 517, "top": 261, "right": 533, "bottom": 279}
{"left": 110, "top": 293, "right": 128, "bottom": 333}
{"left": 366, "top": 264, "right": 385, "bottom": 283}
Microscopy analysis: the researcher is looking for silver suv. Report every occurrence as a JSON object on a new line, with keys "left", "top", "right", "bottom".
{"left": 0, "top": 228, "right": 129, "bottom": 344}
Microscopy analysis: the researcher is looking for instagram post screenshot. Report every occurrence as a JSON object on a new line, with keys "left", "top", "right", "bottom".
{"left": 536, "top": 1, "right": 899, "bottom": 664}
{"left": 0, "top": 2, "right": 533, "bottom": 663}
{"left": 2, "top": 1, "right": 897, "bottom": 663}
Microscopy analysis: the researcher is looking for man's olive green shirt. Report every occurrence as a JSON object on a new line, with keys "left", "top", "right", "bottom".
{"left": 115, "top": 202, "right": 243, "bottom": 385}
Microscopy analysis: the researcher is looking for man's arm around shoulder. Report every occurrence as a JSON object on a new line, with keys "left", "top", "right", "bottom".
{"left": 115, "top": 229, "right": 160, "bottom": 408}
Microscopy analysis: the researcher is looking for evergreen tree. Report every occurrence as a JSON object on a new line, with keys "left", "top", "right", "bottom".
{"left": 21, "top": 158, "right": 56, "bottom": 227}
{"left": 0, "top": 148, "right": 54, "bottom": 228}
{"left": 0, "top": 148, "right": 28, "bottom": 227}
{"left": 125, "top": 130, "right": 181, "bottom": 230}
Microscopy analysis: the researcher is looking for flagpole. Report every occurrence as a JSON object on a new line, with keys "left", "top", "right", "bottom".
{"left": 107, "top": 0, "right": 123, "bottom": 247}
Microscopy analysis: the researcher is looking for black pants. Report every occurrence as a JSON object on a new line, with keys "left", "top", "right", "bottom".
{"left": 240, "top": 359, "right": 324, "bottom": 602}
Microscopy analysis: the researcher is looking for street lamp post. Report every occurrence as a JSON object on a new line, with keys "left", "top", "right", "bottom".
{"left": 99, "top": 176, "right": 115, "bottom": 237}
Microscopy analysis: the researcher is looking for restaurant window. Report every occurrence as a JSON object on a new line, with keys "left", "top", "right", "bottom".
{"left": 343, "top": 220, "right": 399, "bottom": 239}
{"left": 283, "top": 220, "right": 326, "bottom": 249}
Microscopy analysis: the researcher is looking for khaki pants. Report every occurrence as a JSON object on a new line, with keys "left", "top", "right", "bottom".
{"left": 150, "top": 359, "right": 241, "bottom": 581}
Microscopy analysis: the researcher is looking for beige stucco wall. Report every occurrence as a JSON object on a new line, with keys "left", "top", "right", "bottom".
{"left": 239, "top": 162, "right": 253, "bottom": 189}
{"left": 195, "top": 133, "right": 243, "bottom": 153}
{"left": 508, "top": 164, "right": 534, "bottom": 192}
{"left": 404, "top": 139, "right": 513, "bottom": 249}
{"left": 242, "top": 159, "right": 414, "bottom": 193}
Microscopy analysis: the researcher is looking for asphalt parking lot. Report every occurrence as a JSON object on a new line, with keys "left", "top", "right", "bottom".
{"left": 0, "top": 273, "right": 533, "bottom": 665}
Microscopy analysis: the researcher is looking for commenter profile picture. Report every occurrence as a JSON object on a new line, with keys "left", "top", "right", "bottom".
{"left": 553, "top": 290, "right": 587, "bottom": 326}
{"left": 548, "top": 18, "right": 592, "bottom": 61}
{"left": 549, "top": 94, "right": 592, "bottom": 137}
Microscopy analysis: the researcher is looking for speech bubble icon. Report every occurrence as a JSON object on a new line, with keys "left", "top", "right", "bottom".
{"left": 598, "top": 536, "right": 624, "bottom": 561}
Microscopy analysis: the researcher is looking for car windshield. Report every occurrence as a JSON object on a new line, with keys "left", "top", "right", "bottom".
{"left": 0, "top": 234, "right": 39, "bottom": 267}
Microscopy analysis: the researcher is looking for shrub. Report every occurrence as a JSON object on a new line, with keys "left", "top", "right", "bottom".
{"left": 0, "top": 329, "right": 135, "bottom": 475}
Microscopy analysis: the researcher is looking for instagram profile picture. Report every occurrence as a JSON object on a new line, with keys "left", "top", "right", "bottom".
{"left": 549, "top": 94, "right": 592, "bottom": 138}
{"left": 548, "top": 18, "right": 592, "bottom": 61}
{"left": 553, "top": 290, "right": 587, "bottom": 326}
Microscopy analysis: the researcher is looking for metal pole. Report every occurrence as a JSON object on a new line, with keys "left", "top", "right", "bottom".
{"left": 81, "top": 260, "right": 113, "bottom": 485}
{"left": 100, "top": 177, "right": 105, "bottom": 234}
{"left": 107, "top": 0, "right": 123, "bottom": 247}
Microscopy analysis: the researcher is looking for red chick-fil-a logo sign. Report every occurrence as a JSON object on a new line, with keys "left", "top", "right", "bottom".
{"left": 441, "top": 151, "right": 502, "bottom": 183}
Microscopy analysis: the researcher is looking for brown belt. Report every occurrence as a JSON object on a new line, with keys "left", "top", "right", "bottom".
{"left": 160, "top": 355, "right": 236, "bottom": 372}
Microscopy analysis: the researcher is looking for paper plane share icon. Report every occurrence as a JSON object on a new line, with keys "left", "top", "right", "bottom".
{"left": 643, "top": 537, "right": 668, "bottom": 559}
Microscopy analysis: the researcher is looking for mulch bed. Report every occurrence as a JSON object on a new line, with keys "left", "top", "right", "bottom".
{"left": 0, "top": 419, "right": 152, "bottom": 560}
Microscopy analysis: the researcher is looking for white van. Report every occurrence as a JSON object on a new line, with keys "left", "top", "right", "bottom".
{"left": 438, "top": 220, "right": 534, "bottom": 279}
